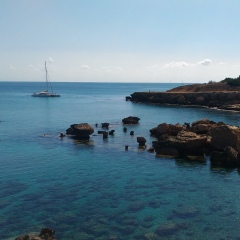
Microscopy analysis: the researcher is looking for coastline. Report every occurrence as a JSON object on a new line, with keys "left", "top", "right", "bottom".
{"left": 127, "top": 91, "right": 240, "bottom": 112}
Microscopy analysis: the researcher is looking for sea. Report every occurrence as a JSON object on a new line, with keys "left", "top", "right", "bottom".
{"left": 1, "top": 82, "right": 240, "bottom": 240}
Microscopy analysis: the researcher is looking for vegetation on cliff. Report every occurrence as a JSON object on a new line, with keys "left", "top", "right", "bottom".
{"left": 221, "top": 75, "right": 240, "bottom": 86}
{"left": 167, "top": 76, "right": 240, "bottom": 93}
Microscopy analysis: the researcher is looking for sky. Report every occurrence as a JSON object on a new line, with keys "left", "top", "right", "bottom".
{"left": 1, "top": 0, "right": 240, "bottom": 83}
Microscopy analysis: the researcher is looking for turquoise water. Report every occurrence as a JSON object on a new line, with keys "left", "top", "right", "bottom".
{"left": 1, "top": 82, "right": 240, "bottom": 240}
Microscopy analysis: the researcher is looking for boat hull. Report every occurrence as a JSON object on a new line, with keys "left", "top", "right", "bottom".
{"left": 32, "top": 92, "right": 60, "bottom": 97}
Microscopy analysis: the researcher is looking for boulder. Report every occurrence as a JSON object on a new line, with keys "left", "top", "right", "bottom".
{"left": 191, "top": 118, "right": 215, "bottom": 126}
{"left": 109, "top": 130, "right": 115, "bottom": 135}
{"left": 191, "top": 124, "right": 210, "bottom": 134}
{"left": 122, "top": 116, "right": 140, "bottom": 124}
{"left": 137, "top": 137, "right": 146, "bottom": 147}
{"left": 150, "top": 123, "right": 183, "bottom": 137}
{"left": 66, "top": 123, "right": 94, "bottom": 140}
{"left": 210, "top": 124, "right": 240, "bottom": 151}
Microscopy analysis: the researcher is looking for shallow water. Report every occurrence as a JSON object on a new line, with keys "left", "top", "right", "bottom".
{"left": 1, "top": 82, "right": 240, "bottom": 239}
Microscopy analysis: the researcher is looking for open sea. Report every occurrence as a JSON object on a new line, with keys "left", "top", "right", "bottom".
{"left": 1, "top": 82, "right": 240, "bottom": 240}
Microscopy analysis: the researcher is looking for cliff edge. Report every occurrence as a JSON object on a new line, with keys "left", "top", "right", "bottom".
{"left": 127, "top": 82, "right": 240, "bottom": 111}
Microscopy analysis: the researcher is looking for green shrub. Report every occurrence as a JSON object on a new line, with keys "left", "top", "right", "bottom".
{"left": 221, "top": 75, "right": 240, "bottom": 86}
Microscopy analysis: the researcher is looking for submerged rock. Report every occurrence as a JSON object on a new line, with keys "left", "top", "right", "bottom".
{"left": 15, "top": 228, "right": 56, "bottom": 240}
{"left": 172, "top": 206, "right": 199, "bottom": 218}
{"left": 155, "top": 221, "right": 188, "bottom": 236}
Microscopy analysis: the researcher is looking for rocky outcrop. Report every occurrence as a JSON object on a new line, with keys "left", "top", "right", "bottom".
{"left": 122, "top": 116, "right": 140, "bottom": 124}
{"left": 151, "top": 119, "right": 240, "bottom": 166}
{"left": 129, "top": 91, "right": 240, "bottom": 111}
{"left": 66, "top": 123, "right": 94, "bottom": 140}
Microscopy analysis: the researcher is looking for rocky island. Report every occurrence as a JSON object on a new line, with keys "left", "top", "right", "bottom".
{"left": 127, "top": 78, "right": 240, "bottom": 111}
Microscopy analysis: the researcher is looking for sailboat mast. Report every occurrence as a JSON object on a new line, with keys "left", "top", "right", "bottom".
{"left": 45, "top": 61, "right": 49, "bottom": 92}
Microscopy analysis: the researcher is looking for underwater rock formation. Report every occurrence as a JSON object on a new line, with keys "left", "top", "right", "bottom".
{"left": 15, "top": 228, "right": 55, "bottom": 240}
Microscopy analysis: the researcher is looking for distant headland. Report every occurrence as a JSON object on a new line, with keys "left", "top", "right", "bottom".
{"left": 126, "top": 76, "right": 240, "bottom": 111}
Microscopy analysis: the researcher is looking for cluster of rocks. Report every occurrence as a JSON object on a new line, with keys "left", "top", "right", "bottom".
{"left": 15, "top": 228, "right": 55, "bottom": 240}
{"left": 150, "top": 118, "right": 240, "bottom": 166}
{"left": 65, "top": 116, "right": 140, "bottom": 140}
{"left": 127, "top": 92, "right": 240, "bottom": 111}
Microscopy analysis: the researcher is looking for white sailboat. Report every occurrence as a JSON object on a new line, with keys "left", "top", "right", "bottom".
{"left": 32, "top": 61, "right": 60, "bottom": 97}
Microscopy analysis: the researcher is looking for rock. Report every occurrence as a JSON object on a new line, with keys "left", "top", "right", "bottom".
{"left": 39, "top": 228, "right": 55, "bottom": 239}
{"left": 173, "top": 206, "right": 199, "bottom": 218}
{"left": 191, "top": 118, "right": 215, "bottom": 126}
{"left": 15, "top": 235, "right": 30, "bottom": 240}
{"left": 137, "top": 137, "right": 146, "bottom": 147}
{"left": 150, "top": 119, "right": 240, "bottom": 167}
{"left": 122, "top": 116, "right": 140, "bottom": 124}
{"left": 150, "top": 123, "right": 183, "bottom": 137}
{"left": 59, "top": 132, "right": 65, "bottom": 138}
{"left": 155, "top": 222, "right": 180, "bottom": 236}
{"left": 147, "top": 147, "right": 154, "bottom": 153}
{"left": 224, "top": 146, "right": 239, "bottom": 163}
{"left": 153, "top": 131, "right": 207, "bottom": 156}
{"left": 66, "top": 123, "right": 94, "bottom": 140}
{"left": 150, "top": 123, "right": 169, "bottom": 136}
{"left": 98, "top": 131, "right": 108, "bottom": 138}
{"left": 191, "top": 124, "right": 210, "bottom": 134}
{"left": 144, "top": 232, "right": 159, "bottom": 240}
{"left": 101, "top": 122, "right": 109, "bottom": 128}
{"left": 15, "top": 228, "right": 55, "bottom": 240}
{"left": 109, "top": 130, "right": 115, "bottom": 135}
{"left": 125, "top": 96, "right": 132, "bottom": 101}
{"left": 210, "top": 124, "right": 240, "bottom": 151}
{"left": 152, "top": 142, "right": 178, "bottom": 156}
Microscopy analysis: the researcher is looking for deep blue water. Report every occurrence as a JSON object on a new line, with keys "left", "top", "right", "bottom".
{"left": 0, "top": 82, "right": 240, "bottom": 240}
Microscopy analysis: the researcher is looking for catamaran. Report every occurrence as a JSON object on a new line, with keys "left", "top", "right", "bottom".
{"left": 32, "top": 61, "right": 60, "bottom": 97}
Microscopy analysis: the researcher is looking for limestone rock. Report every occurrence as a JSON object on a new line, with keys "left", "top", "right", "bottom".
{"left": 122, "top": 116, "right": 140, "bottom": 124}
{"left": 210, "top": 124, "right": 240, "bottom": 151}
{"left": 137, "top": 137, "right": 146, "bottom": 147}
{"left": 66, "top": 123, "right": 94, "bottom": 140}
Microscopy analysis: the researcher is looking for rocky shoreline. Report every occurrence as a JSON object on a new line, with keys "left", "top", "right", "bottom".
{"left": 127, "top": 91, "right": 240, "bottom": 111}
{"left": 126, "top": 81, "right": 240, "bottom": 111}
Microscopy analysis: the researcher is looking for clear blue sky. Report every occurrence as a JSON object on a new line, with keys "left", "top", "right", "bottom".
{"left": 1, "top": 0, "right": 240, "bottom": 82}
